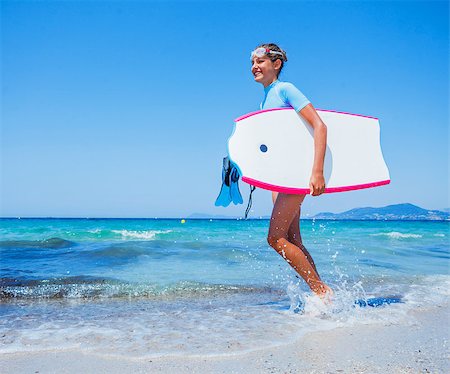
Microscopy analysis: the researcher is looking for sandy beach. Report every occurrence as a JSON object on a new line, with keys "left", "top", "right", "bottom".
{"left": 3, "top": 301, "right": 448, "bottom": 374}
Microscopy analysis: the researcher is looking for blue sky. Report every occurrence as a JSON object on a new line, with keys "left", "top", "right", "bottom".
{"left": 1, "top": 0, "right": 448, "bottom": 218}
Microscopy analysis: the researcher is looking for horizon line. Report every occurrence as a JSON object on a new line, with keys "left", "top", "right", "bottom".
{"left": 0, "top": 217, "right": 448, "bottom": 222}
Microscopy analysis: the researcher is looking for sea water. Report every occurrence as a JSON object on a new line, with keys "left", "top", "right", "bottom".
{"left": 1, "top": 218, "right": 449, "bottom": 357}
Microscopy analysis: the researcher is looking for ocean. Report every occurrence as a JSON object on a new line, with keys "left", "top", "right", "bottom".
{"left": 1, "top": 218, "right": 449, "bottom": 358}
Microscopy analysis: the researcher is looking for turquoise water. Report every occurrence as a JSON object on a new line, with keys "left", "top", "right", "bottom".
{"left": 1, "top": 218, "right": 449, "bottom": 357}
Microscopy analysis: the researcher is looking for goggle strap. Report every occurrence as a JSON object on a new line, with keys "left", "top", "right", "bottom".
{"left": 251, "top": 47, "right": 284, "bottom": 59}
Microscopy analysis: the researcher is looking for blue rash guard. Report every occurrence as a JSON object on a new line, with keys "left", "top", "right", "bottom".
{"left": 260, "top": 79, "right": 310, "bottom": 112}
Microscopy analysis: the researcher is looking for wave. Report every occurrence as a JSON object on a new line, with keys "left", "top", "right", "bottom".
{"left": 110, "top": 230, "right": 172, "bottom": 240}
{"left": 0, "top": 237, "right": 76, "bottom": 249}
{"left": 0, "top": 276, "right": 279, "bottom": 301}
{"left": 0, "top": 230, "right": 173, "bottom": 248}
{"left": 370, "top": 232, "right": 422, "bottom": 239}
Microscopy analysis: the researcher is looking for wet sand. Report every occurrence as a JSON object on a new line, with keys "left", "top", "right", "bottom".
{"left": 3, "top": 302, "right": 449, "bottom": 374}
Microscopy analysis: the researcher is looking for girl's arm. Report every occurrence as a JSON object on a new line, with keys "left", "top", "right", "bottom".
{"left": 299, "top": 103, "right": 327, "bottom": 196}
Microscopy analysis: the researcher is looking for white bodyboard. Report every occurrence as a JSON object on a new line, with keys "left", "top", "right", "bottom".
{"left": 228, "top": 108, "right": 390, "bottom": 194}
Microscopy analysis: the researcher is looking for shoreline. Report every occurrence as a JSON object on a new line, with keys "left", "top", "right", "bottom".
{"left": 3, "top": 303, "right": 449, "bottom": 374}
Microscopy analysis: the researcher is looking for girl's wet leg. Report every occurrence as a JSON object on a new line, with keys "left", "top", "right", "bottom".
{"left": 286, "top": 197, "right": 320, "bottom": 277}
{"left": 268, "top": 193, "right": 327, "bottom": 296}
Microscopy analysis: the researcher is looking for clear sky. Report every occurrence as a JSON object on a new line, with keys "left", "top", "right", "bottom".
{"left": 1, "top": 0, "right": 448, "bottom": 218}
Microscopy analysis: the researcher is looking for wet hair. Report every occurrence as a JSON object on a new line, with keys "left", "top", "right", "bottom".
{"left": 255, "top": 43, "right": 288, "bottom": 77}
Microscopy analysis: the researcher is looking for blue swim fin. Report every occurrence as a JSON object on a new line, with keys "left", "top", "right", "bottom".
{"left": 215, "top": 157, "right": 233, "bottom": 207}
{"left": 354, "top": 296, "right": 403, "bottom": 308}
{"left": 230, "top": 167, "right": 243, "bottom": 205}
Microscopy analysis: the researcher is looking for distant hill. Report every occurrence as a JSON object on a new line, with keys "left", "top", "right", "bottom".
{"left": 198, "top": 203, "right": 450, "bottom": 220}
{"left": 312, "top": 203, "right": 450, "bottom": 221}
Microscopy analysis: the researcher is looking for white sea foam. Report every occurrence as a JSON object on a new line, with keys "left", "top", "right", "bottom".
{"left": 87, "top": 229, "right": 102, "bottom": 234}
{"left": 284, "top": 274, "right": 450, "bottom": 332}
{"left": 370, "top": 231, "right": 422, "bottom": 239}
{"left": 0, "top": 294, "right": 308, "bottom": 358}
{"left": 111, "top": 229, "right": 172, "bottom": 240}
{"left": 1, "top": 275, "right": 448, "bottom": 358}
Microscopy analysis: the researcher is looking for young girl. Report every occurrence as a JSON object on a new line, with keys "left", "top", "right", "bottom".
{"left": 251, "top": 43, "right": 333, "bottom": 301}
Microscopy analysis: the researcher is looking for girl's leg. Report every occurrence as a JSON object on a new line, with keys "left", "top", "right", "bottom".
{"left": 273, "top": 191, "right": 319, "bottom": 276}
{"left": 287, "top": 204, "right": 320, "bottom": 276}
{"left": 268, "top": 193, "right": 332, "bottom": 297}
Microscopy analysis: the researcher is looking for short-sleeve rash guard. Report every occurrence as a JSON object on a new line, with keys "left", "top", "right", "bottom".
{"left": 260, "top": 80, "right": 310, "bottom": 112}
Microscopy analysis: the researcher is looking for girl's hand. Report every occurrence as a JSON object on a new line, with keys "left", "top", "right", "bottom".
{"left": 309, "top": 172, "right": 326, "bottom": 196}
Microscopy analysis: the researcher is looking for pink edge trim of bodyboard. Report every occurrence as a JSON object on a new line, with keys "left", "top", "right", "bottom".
{"left": 234, "top": 108, "right": 379, "bottom": 122}
{"left": 316, "top": 109, "right": 378, "bottom": 120}
{"left": 241, "top": 177, "right": 390, "bottom": 194}
{"left": 234, "top": 108, "right": 291, "bottom": 122}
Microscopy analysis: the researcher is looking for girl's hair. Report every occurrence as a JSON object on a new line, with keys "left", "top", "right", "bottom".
{"left": 255, "top": 43, "right": 288, "bottom": 77}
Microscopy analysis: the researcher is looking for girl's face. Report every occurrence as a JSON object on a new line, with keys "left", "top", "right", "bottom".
{"left": 251, "top": 56, "right": 280, "bottom": 86}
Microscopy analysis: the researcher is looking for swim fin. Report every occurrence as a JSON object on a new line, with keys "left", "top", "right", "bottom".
{"left": 230, "top": 167, "right": 243, "bottom": 205}
{"left": 354, "top": 296, "right": 403, "bottom": 308}
{"left": 214, "top": 157, "right": 233, "bottom": 207}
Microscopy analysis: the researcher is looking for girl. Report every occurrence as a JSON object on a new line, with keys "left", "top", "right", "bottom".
{"left": 251, "top": 43, "right": 333, "bottom": 301}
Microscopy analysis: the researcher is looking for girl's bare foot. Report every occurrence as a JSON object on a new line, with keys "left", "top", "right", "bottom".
{"left": 314, "top": 283, "right": 334, "bottom": 304}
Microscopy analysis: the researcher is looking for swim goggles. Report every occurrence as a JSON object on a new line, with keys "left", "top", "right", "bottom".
{"left": 251, "top": 47, "right": 284, "bottom": 59}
